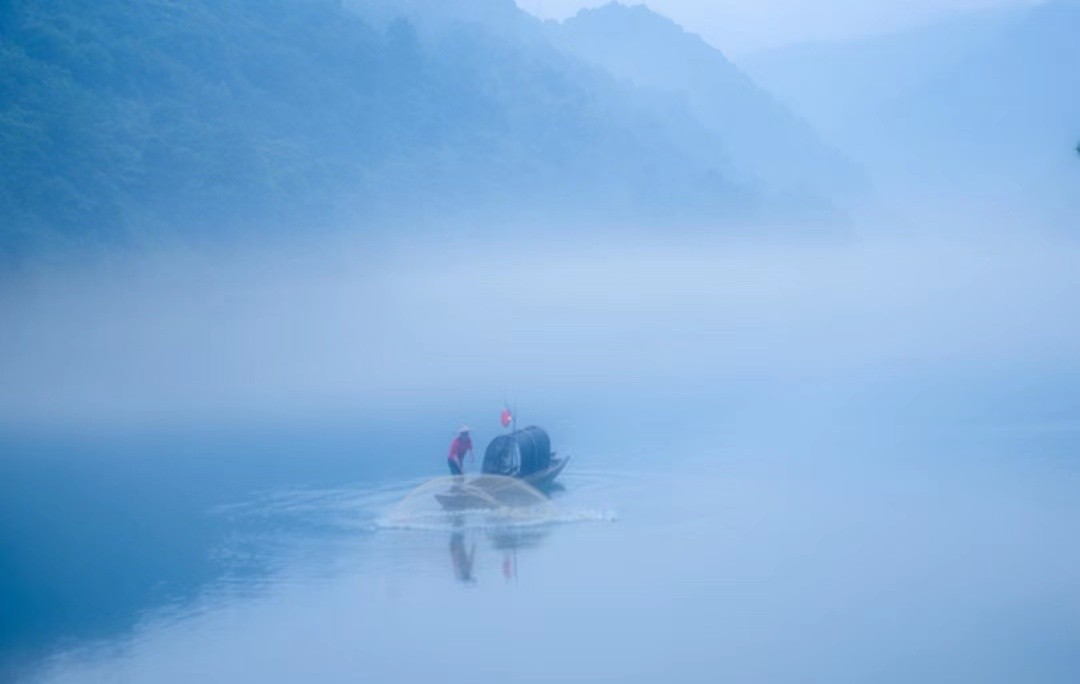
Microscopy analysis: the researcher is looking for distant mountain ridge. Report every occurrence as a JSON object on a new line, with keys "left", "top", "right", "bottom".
{"left": 893, "top": 1, "right": 1080, "bottom": 173}
{"left": 743, "top": 0, "right": 1080, "bottom": 217}
{"left": 742, "top": 4, "right": 1022, "bottom": 139}
{"left": 0, "top": 0, "right": 849, "bottom": 254}
{"left": 546, "top": 3, "right": 862, "bottom": 199}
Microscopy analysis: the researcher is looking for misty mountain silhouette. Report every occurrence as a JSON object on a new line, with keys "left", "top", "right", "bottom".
{"left": 896, "top": 1, "right": 1080, "bottom": 173}
{"left": 548, "top": 3, "right": 862, "bottom": 199}
{"left": 0, "top": 0, "right": 845, "bottom": 254}
{"left": 743, "top": 4, "right": 1020, "bottom": 139}
{"left": 746, "top": 0, "right": 1079, "bottom": 208}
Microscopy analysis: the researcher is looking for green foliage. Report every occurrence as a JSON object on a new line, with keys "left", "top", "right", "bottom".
{"left": 1, "top": 0, "right": 400, "bottom": 248}
{"left": 0, "top": 0, "right": 760, "bottom": 253}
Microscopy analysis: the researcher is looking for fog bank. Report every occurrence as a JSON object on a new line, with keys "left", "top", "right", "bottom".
{"left": 2, "top": 225, "right": 1078, "bottom": 431}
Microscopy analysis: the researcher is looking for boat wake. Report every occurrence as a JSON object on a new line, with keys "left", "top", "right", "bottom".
{"left": 216, "top": 471, "right": 623, "bottom": 538}
{"left": 377, "top": 475, "right": 616, "bottom": 532}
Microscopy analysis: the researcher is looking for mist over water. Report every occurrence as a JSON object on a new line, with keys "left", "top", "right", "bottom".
{"left": 3, "top": 220, "right": 1078, "bottom": 430}
{"left": 3, "top": 213, "right": 1080, "bottom": 682}
{"left": 3, "top": 0, "right": 1079, "bottom": 680}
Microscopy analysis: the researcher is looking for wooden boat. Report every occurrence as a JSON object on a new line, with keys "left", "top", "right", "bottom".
{"left": 434, "top": 485, "right": 501, "bottom": 512}
{"left": 433, "top": 473, "right": 553, "bottom": 512}
{"left": 435, "top": 426, "right": 568, "bottom": 511}
{"left": 522, "top": 454, "right": 570, "bottom": 490}
{"left": 480, "top": 426, "right": 562, "bottom": 484}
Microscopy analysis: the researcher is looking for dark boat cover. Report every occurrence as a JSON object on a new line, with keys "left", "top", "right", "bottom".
{"left": 482, "top": 426, "right": 551, "bottom": 478}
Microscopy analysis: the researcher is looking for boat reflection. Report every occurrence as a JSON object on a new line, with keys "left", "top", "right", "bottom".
{"left": 448, "top": 531, "right": 476, "bottom": 585}
{"left": 446, "top": 526, "right": 551, "bottom": 585}
{"left": 490, "top": 528, "right": 547, "bottom": 582}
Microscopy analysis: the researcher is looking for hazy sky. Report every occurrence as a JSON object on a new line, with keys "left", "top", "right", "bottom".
{"left": 516, "top": 0, "right": 1026, "bottom": 55}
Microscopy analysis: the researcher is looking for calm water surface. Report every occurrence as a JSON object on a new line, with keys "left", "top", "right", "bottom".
{"left": 3, "top": 234, "right": 1080, "bottom": 682}
{"left": 4, "top": 391, "right": 1080, "bottom": 684}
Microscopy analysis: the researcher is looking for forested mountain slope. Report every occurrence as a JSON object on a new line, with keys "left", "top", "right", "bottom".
{"left": 0, "top": 0, "right": 842, "bottom": 253}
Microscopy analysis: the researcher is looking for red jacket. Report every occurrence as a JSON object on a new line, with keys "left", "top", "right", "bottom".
{"left": 448, "top": 435, "right": 473, "bottom": 462}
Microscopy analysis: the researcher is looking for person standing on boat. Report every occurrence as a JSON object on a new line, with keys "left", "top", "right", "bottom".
{"left": 447, "top": 426, "right": 473, "bottom": 476}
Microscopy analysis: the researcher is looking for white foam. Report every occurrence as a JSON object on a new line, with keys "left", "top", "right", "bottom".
{"left": 377, "top": 474, "right": 617, "bottom": 531}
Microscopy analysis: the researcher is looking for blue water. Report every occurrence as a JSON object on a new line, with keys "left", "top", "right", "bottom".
{"left": 3, "top": 235, "right": 1080, "bottom": 682}
{"left": 3, "top": 376, "right": 1080, "bottom": 683}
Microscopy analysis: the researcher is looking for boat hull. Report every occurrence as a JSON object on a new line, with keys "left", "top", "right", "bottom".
{"left": 434, "top": 458, "right": 570, "bottom": 511}
{"left": 521, "top": 456, "right": 569, "bottom": 490}
{"left": 434, "top": 488, "right": 498, "bottom": 512}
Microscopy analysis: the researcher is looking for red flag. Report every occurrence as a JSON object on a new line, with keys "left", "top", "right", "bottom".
{"left": 500, "top": 408, "right": 513, "bottom": 428}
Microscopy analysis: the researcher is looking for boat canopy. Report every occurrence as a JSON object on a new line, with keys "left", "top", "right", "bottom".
{"left": 482, "top": 426, "right": 551, "bottom": 477}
